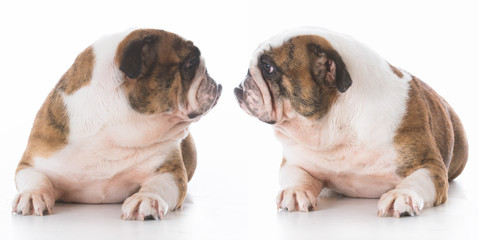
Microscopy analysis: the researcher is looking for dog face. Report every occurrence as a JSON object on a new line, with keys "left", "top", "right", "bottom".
{"left": 234, "top": 35, "right": 352, "bottom": 124}
{"left": 117, "top": 29, "right": 221, "bottom": 119}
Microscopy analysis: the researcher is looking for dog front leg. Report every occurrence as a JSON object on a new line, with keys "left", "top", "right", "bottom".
{"left": 276, "top": 158, "right": 324, "bottom": 212}
{"left": 13, "top": 168, "right": 56, "bottom": 216}
{"left": 121, "top": 155, "right": 187, "bottom": 221}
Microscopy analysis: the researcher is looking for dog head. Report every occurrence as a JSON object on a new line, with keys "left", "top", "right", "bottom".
{"left": 234, "top": 32, "right": 352, "bottom": 124}
{"left": 116, "top": 29, "right": 221, "bottom": 120}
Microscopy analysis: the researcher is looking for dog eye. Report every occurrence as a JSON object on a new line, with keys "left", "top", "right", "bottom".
{"left": 185, "top": 57, "right": 199, "bottom": 70}
{"left": 261, "top": 61, "right": 275, "bottom": 75}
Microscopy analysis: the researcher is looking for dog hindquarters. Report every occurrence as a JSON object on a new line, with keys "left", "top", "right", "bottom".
{"left": 447, "top": 107, "right": 468, "bottom": 181}
{"left": 180, "top": 133, "right": 197, "bottom": 182}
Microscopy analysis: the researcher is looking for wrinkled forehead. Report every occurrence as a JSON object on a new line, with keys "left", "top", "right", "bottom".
{"left": 250, "top": 27, "right": 340, "bottom": 67}
{"left": 165, "top": 33, "right": 197, "bottom": 56}
{"left": 117, "top": 29, "right": 198, "bottom": 63}
{"left": 155, "top": 31, "right": 198, "bottom": 62}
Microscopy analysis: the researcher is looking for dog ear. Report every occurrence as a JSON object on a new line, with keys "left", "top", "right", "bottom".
{"left": 308, "top": 44, "right": 352, "bottom": 93}
{"left": 118, "top": 35, "right": 158, "bottom": 79}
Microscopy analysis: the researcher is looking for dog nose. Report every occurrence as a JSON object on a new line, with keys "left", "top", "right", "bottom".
{"left": 187, "top": 112, "right": 201, "bottom": 119}
{"left": 217, "top": 84, "right": 223, "bottom": 96}
{"left": 234, "top": 87, "right": 244, "bottom": 102}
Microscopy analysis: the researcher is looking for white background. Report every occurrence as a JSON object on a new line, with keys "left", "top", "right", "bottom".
{"left": 0, "top": 0, "right": 477, "bottom": 239}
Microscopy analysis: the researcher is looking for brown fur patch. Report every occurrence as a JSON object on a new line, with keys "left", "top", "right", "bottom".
{"left": 180, "top": 133, "right": 197, "bottom": 181}
{"left": 155, "top": 148, "right": 188, "bottom": 210}
{"left": 16, "top": 46, "right": 96, "bottom": 173}
{"left": 263, "top": 35, "right": 346, "bottom": 120}
{"left": 57, "top": 46, "right": 95, "bottom": 95}
{"left": 389, "top": 64, "right": 404, "bottom": 78}
{"left": 446, "top": 103, "right": 468, "bottom": 180}
{"left": 116, "top": 29, "right": 199, "bottom": 115}
{"left": 394, "top": 77, "right": 468, "bottom": 205}
{"left": 17, "top": 89, "right": 69, "bottom": 172}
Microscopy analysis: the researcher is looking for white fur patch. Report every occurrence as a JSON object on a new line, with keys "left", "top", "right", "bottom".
{"left": 121, "top": 192, "right": 169, "bottom": 221}
{"left": 15, "top": 168, "right": 54, "bottom": 195}
{"left": 13, "top": 168, "right": 55, "bottom": 215}
{"left": 279, "top": 133, "right": 402, "bottom": 198}
{"left": 138, "top": 172, "right": 180, "bottom": 209}
{"left": 121, "top": 173, "right": 180, "bottom": 220}
{"left": 277, "top": 163, "right": 323, "bottom": 212}
{"left": 378, "top": 169, "right": 435, "bottom": 217}
{"left": 64, "top": 30, "right": 133, "bottom": 141}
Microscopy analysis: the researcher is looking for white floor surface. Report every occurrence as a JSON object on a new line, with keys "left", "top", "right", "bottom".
{"left": 1, "top": 147, "right": 477, "bottom": 240}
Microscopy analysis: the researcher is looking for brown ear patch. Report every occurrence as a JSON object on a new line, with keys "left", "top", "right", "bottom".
{"left": 117, "top": 34, "right": 158, "bottom": 79}
{"left": 307, "top": 43, "right": 352, "bottom": 93}
{"left": 394, "top": 77, "right": 468, "bottom": 205}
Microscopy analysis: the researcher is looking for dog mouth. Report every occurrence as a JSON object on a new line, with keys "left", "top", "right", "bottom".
{"left": 234, "top": 70, "right": 276, "bottom": 124}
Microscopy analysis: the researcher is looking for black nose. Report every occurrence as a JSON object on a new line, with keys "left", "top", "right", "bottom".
{"left": 187, "top": 112, "right": 201, "bottom": 119}
{"left": 211, "top": 84, "right": 222, "bottom": 108}
{"left": 217, "top": 84, "right": 223, "bottom": 96}
{"left": 234, "top": 87, "right": 244, "bottom": 102}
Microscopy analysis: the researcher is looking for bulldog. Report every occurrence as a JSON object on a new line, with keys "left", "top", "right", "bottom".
{"left": 12, "top": 29, "right": 221, "bottom": 220}
{"left": 234, "top": 27, "right": 468, "bottom": 217}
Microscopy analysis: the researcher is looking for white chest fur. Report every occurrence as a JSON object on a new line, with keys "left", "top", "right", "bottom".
{"left": 275, "top": 118, "right": 403, "bottom": 198}
{"left": 281, "top": 139, "right": 401, "bottom": 198}
{"left": 34, "top": 88, "right": 189, "bottom": 203}
{"left": 33, "top": 122, "right": 185, "bottom": 203}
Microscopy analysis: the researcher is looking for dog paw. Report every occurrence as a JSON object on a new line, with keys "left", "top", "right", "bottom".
{"left": 12, "top": 191, "right": 54, "bottom": 216}
{"left": 276, "top": 186, "right": 318, "bottom": 212}
{"left": 121, "top": 192, "right": 168, "bottom": 221}
{"left": 377, "top": 189, "right": 424, "bottom": 217}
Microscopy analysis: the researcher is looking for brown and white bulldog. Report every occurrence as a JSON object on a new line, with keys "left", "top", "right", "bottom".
{"left": 234, "top": 27, "right": 468, "bottom": 217}
{"left": 12, "top": 29, "right": 221, "bottom": 220}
